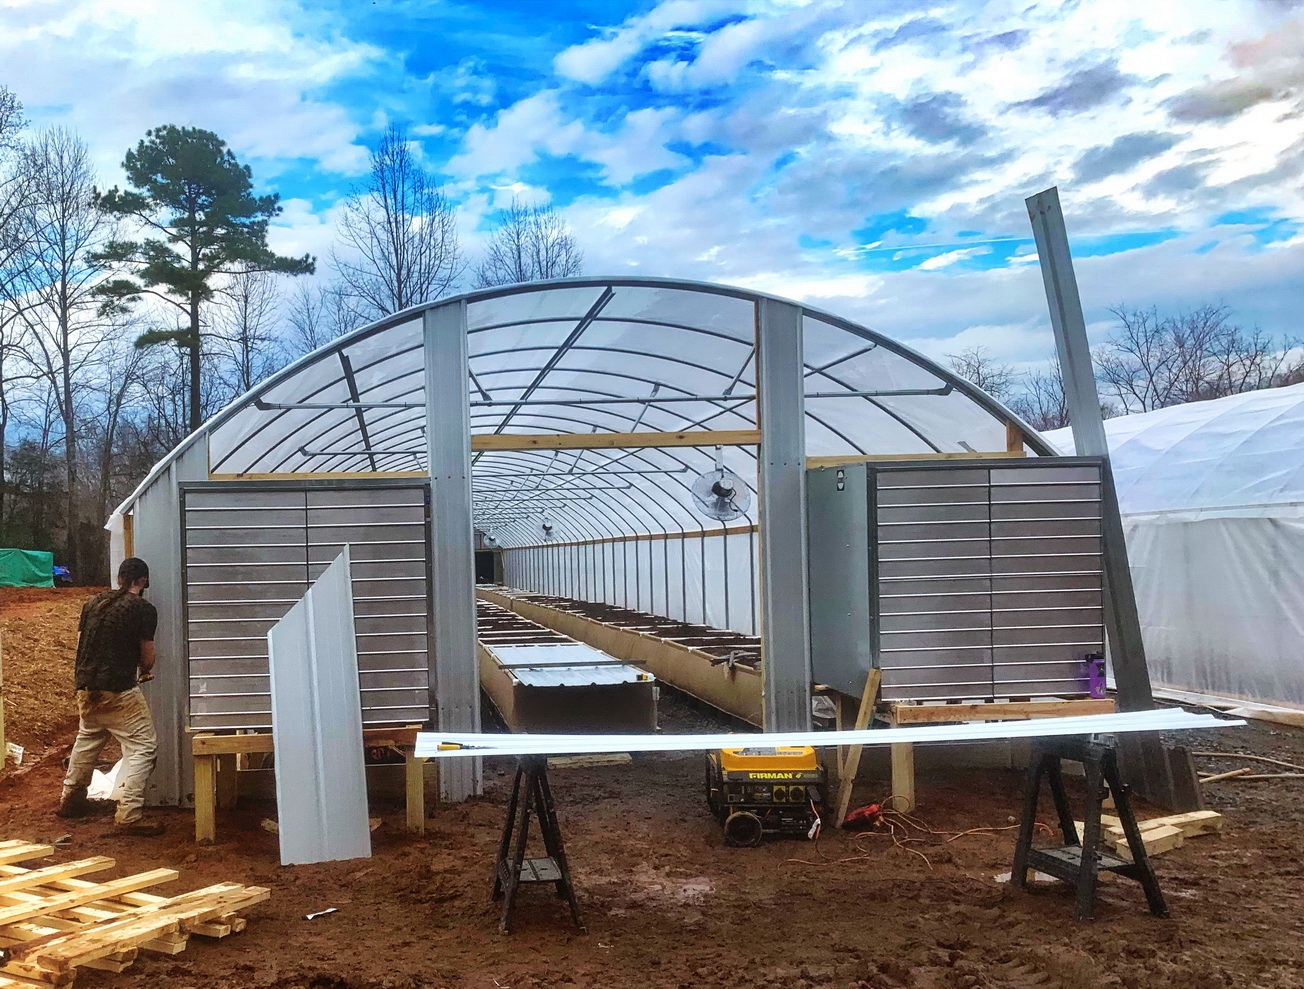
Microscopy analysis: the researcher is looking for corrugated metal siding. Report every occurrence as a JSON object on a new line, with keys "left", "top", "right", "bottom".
{"left": 183, "top": 484, "right": 431, "bottom": 730}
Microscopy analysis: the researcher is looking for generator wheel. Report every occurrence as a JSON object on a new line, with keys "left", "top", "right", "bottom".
{"left": 723, "top": 811, "right": 764, "bottom": 848}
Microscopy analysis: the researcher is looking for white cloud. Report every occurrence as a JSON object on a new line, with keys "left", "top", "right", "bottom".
{"left": 552, "top": 0, "right": 751, "bottom": 85}
{"left": 918, "top": 246, "right": 990, "bottom": 270}
{"left": 1, "top": 0, "right": 379, "bottom": 182}
{"left": 9, "top": 0, "right": 1299, "bottom": 378}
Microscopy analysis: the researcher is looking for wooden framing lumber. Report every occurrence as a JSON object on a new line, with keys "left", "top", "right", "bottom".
{"left": 834, "top": 669, "right": 882, "bottom": 825}
{"left": 190, "top": 726, "right": 421, "bottom": 755}
{"left": 806, "top": 450, "right": 1026, "bottom": 469}
{"left": 1006, "top": 422, "right": 1026, "bottom": 453}
{"left": 513, "top": 523, "right": 757, "bottom": 552}
{"left": 207, "top": 471, "right": 428, "bottom": 481}
{"left": 193, "top": 755, "right": 216, "bottom": 844}
{"left": 890, "top": 743, "right": 916, "bottom": 813}
{"left": 471, "top": 429, "right": 760, "bottom": 452}
{"left": 189, "top": 727, "right": 425, "bottom": 844}
{"left": 1105, "top": 810, "right": 1223, "bottom": 840}
{"left": 0, "top": 852, "right": 268, "bottom": 985}
{"left": 888, "top": 698, "right": 1116, "bottom": 725}
{"left": 4, "top": 883, "right": 268, "bottom": 973}
{"left": 0, "top": 846, "right": 53, "bottom": 869}
{"left": 404, "top": 751, "right": 426, "bottom": 834}
{"left": 1110, "top": 824, "right": 1185, "bottom": 863}
{"left": 0, "top": 870, "right": 178, "bottom": 928}
{"left": 0, "top": 860, "right": 115, "bottom": 896}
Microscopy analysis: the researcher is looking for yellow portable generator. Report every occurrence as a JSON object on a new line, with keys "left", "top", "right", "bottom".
{"left": 706, "top": 745, "right": 828, "bottom": 846}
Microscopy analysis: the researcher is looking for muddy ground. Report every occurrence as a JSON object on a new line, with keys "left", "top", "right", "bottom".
{"left": 3, "top": 588, "right": 1303, "bottom": 989}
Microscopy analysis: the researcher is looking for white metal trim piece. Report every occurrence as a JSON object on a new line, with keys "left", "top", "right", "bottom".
{"left": 268, "top": 548, "right": 372, "bottom": 865}
{"left": 414, "top": 709, "right": 1240, "bottom": 759}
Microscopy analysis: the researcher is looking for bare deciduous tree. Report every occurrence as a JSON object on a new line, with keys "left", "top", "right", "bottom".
{"left": 0, "top": 88, "right": 29, "bottom": 538}
{"left": 1008, "top": 359, "right": 1071, "bottom": 432}
{"left": 0, "top": 86, "right": 21, "bottom": 154}
{"left": 474, "top": 197, "right": 582, "bottom": 288}
{"left": 1097, "top": 304, "right": 1302, "bottom": 413}
{"left": 946, "top": 345, "right": 1015, "bottom": 400}
{"left": 211, "top": 266, "right": 284, "bottom": 395}
{"left": 284, "top": 281, "right": 360, "bottom": 357}
{"left": 333, "top": 127, "right": 462, "bottom": 318}
{"left": 7, "top": 128, "right": 112, "bottom": 573}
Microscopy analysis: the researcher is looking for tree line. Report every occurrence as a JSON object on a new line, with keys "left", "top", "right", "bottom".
{"left": 0, "top": 88, "right": 581, "bottom": 582}
{"left": 949, "top": 304, "right": 1304, "bottom": 433}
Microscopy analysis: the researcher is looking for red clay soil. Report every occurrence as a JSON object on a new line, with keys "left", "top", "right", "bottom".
{"left": 0, "top": 586, "right": 105, "bottom": 753}
{"left": 2, "top": 591, "right": 1303, "bottom": 988}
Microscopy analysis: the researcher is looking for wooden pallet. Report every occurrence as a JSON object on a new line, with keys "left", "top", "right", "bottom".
{"left": 0, "top": 839, "right": 268, "bottom": 987}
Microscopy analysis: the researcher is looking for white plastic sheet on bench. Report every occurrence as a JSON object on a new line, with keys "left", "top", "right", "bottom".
{"left": 268, "top": 547, "right": 371, "bottom": 865}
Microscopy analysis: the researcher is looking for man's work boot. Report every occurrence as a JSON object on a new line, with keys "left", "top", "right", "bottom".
{"left": 113, "top": 818, "right": 166, "bottom": 837}
{"left": 56, "top": 786, "right": 93, "bottom": 819}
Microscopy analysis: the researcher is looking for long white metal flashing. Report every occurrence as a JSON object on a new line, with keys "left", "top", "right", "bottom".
{"left": 414, "top": 709, "right": 1239, "bottom": 759}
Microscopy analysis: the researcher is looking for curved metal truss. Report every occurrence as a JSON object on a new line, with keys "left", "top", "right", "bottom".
{"left": 117, "top": 277, "right": 1052, "bottom": 548}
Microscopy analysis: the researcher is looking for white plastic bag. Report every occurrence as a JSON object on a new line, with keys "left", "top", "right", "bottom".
{"left": 87, "top": 759, "right": 127, "bottom": 800}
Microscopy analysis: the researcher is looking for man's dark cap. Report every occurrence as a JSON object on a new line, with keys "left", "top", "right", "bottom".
{"left": 118, "top": 557, "right": 149, "bottom": 586}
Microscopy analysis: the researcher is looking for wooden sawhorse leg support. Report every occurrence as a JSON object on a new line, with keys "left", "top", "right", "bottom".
{"left": 492, "top": 755, "right": 585, "bottom": 934}
{"left": 1011, "top": 735, "right": 1167, "bottom": 921}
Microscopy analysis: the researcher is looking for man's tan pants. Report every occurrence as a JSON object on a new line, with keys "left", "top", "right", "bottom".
{"left": 62, "top": 688, "right": 158, "bottom": 824}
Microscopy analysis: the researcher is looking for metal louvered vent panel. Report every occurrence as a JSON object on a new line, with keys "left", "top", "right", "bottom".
{"left": 874, "top": 462, "right": 1104, "bottom": 702}
{"left": 183, "top": 484, "right": 431, "bottom": 731}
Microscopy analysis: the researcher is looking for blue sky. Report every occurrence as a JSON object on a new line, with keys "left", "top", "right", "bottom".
{"left": 3, "top": 0, "right": 1302, "bottom": 369}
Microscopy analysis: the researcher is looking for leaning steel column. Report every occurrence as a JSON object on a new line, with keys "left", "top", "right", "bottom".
{"left": 755, "top": 297, "right": 812, "bottom": 731}
{"left": 1026, "top": 187, "right": 1153, "bottom": 710}
{"left": 1027, "top": 187, "right": 1195, "bottom": 810}
{"left": 424, "top": 300, "right": 482, "bottom": 801}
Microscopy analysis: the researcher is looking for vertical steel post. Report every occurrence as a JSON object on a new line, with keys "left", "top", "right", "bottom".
{"left": 756, "top": 298, "right": 812, "bottom": 731}
{"left": 424, "top": 301, "right": 481, "bottom": 802}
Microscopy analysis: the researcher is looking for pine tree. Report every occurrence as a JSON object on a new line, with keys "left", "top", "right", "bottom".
{"left": 93, "top": 125, "right": 313, "bottom": 431}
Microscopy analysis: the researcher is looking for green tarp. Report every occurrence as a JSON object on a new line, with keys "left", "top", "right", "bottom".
{"left": 0, "top": 549, "right": 54, "bottom": 588}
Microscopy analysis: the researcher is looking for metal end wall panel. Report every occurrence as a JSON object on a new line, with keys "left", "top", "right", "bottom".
{"left": 183, "top": 483, "right": 431, "bottom": 731}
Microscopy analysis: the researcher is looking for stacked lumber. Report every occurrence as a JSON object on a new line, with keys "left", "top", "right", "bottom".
{"left": 0, "top": 839, "right": 268, "bottom": 987}
{"left": 1075, "top": 810, "right": 1224, "bottom": 863}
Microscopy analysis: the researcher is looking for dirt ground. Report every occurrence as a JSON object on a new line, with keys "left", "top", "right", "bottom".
{"left": 2, "top": 588, "right": 1304, "bottom": 988}
{"left": 0, "top": 586, "right": 104, "bottom": 753}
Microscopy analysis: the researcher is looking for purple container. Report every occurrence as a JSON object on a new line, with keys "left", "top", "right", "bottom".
{"left": 1080, "top": 653, "right": 1107, "bottom": 698}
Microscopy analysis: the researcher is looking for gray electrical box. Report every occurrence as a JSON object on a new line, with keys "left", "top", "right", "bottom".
{"left": 807, "top": 458, "right": 1105, "bottom": 703}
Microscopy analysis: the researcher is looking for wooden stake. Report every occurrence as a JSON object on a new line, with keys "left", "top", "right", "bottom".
{"left": 1199, "top": 767, "right": 1253, "bottom": 784}
{"left": 833, "top": 668, "right": 881, "bottom": 826}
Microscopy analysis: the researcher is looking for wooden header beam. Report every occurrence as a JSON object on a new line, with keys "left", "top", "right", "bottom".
{"left": 207, "top": 470, "right": 429, "bottom": 481}
{"left": 471, "top": 429, "right": 760, "bottom": 452}
{"left": 806, "top": 450, "right": 1026, "bottom": 469}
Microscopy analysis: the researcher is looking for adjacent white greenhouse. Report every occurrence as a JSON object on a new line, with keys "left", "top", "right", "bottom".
{"left": 1046, "top": 381, "right": 1304, "bottom": 711}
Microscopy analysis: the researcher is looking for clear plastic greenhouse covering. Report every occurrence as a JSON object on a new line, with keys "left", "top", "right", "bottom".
{"left": 1045, "top": 382, "right": 1304, "bottom": 710}
{"left": 114, "top": 278, "right": 1056, "bottom": 643}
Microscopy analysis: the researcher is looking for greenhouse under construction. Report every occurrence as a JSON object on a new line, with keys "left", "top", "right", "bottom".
{"left": 106, "top": 275, "right": 1146, "bottom": 810}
